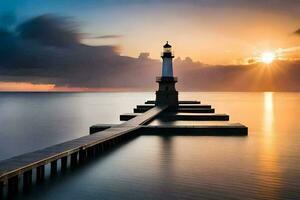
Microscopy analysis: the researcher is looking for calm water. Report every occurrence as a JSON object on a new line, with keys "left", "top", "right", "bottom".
{"left": 0, "top": 92, "right": 300, "bottom": 199}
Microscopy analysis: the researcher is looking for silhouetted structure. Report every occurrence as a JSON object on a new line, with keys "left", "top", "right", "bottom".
{"left": 155, "top": 42, "right": 178, "bottom": 107}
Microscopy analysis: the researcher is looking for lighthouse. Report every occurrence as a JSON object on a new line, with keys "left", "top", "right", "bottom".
{"left": 155, "top": 42, "right": 178, "bottom": 107}
{"left": 161, "top": 41, "right": 174, "bottom": 77}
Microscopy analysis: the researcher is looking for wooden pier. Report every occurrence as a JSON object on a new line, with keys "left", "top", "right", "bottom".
{"left": 0, "top": 106, "right": 167, "bottom": 198}
{"left": 0, "top": 100, "right": 247, "bottom": 197}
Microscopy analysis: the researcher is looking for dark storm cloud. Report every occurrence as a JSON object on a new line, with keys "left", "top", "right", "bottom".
{"left": 0, "top": 14, "right": 159, "bottom": 88}
{"left": 1, "top": 14, "right": 300, "bottom": 91}
{"left": 17, "top": 14, "right": 80, "bottom": 47}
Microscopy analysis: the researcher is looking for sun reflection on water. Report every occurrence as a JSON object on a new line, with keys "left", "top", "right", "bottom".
{"left": 258, "top": 92, "right": 282, "bottom": 199}
{"left": 264, "top": 92, "right": 274, "bottom": 134}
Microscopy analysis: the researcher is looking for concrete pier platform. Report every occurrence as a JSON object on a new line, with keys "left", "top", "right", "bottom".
{"left": 90, "top": 124, "right": 118, "bottom": 134}
{"left": 120, "top": 113, "right": 229, "bottom": 121}
{"left": 178, "top": 108, "right": 215, "bottom": 113}
{"left": 137, "top": 104, "right": 212, "bottom": 109}
{"left": 178, "top": 104, "right": 212, "bottom": 108}
{"left": 141, "top": 123, "right": 248, "bottom": 136}
{"left": 120, "top": 113, "right": 141, "bottom": 121}
{"left": 136, "top": 105, "right": 155, "bottom": 109}
{"left": 161, "top": 113, "right": 229, "bottom": 121}
{"left": 90, "top": 123, "right": 247, "bottom": 136}
{"left": 134, "top": 107, "right": 215, "bottom": 113}
{"left": 177, "top": 108, "right": 215, "bottom": 113}
{"left": 134, "top": 107, "right": 152, "bottom": 113}
{"left": 145, "top": 100, "right": 200, "bottom": 104}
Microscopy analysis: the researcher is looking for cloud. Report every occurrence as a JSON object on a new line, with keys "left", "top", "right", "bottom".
{"left": 138, "top": 52, "right": 150, "bottom": 59}
{"left": 17, "top": 14, "right": 80, "bottom": 47}
{"left": 91, "top": 34, "right": 122, "bottom": 39}
{"left": 0, "top": 14, "right": 159, "bottom": 89}
{"left": 1, "top": 14, "right": 300, "bottom": 91}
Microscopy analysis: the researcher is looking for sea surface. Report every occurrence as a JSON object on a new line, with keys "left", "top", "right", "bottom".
{"left": 0, "top": 92, "right": 299, "bottom": 199}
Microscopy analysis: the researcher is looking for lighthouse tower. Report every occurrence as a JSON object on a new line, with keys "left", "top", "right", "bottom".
{"left": 155, "top": 42, "right": 178, "bottom": 107}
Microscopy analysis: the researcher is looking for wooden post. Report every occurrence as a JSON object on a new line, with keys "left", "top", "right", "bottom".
{"left": 86, "top": 148, "right": 91, "bottom": 159}
{"left": 23, "top": 170, "right": 32, "bottom": 191}
{"left": 36, "top": 165, "right": 45, "bottom": 183}
{"left": 61, "top": 156, "right": 68, "bottom": 172}
{"left": 95, "top": 144, "right": 100, "bottom": 154}
{"left": 87, "top": 147, "right": 95, "bottom": 159}
{"left": 79, "top": 149, "right": 87, "bottom": 163}
{"left": 100, "top": 143, "right": 104, "bottom": 152}
{"left": 71, "top": 152, "right": 78, "bottom": 166}
{"left": 8, "top": 175, "right": 18, "bottom": 195}
{"left": 92, "top": 147, "right": 96, "bottom": 157}
{"left": 51, "top": 160, "right": 58, "bottom": 176}
{"left": 92, "top": 146, "right": 96, "bottom": 157}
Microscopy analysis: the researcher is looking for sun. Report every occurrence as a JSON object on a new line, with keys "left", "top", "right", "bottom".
{"left": 261, "top": 51, "right": 275, "bottom": 64}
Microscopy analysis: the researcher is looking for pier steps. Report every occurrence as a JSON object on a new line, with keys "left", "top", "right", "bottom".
{"left": 136, "top": 104, "right": 212, "bottom": 109}
{"left": 177, "top": 108, "right": 215, "bottom": 113}
{"left": 134, "top": 106, "right": 215, "bottom": 113}
{"left": 89, "top": 124, "right": 119, "bottom": 134}
{"left": 145, "top": 100, "right": 200, "bottom": 104}
{"left": 142, "top": 123, "right": 247, "bottom": 136}
{"left": 120, "top": 113, "right": 141, "bottom": 121}
{"left": 90, "top": 123, "right": 247, "bottom": 136}
{"left": 162, "top": 113, "right": 229, "bottom": 121}
{"left": 120, "top": 113, "right": 229, "bottom": 121}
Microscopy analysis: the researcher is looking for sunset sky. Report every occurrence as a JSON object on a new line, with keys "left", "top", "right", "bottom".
{"left": 1, "top": 0, "right": 300, "bottom": 91}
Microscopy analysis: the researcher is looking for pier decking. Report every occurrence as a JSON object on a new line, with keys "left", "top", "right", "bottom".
{"left": 0, "top": 99, "right": 247, "bottom": 198}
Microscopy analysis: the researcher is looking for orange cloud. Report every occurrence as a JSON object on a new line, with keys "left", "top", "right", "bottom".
{"left": 0, "top": 82, "right": 141, "bottom": 92}
{"left": 0, "top": 82, "right": 55, "bottom": 91}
